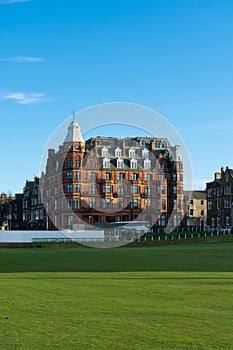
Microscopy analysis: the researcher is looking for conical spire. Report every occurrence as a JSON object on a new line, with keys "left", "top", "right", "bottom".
{"left": 64, "top": 116, "right": 84, "bottom": 143}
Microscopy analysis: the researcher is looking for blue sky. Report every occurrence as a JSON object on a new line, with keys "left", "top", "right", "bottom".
{"left": 0, "top": 0, "right": 233, "bottom": 194}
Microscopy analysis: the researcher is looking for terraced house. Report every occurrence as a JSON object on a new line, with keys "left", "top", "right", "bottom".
{"left": 41, "top": 118, "right": 184, "bottom": 231}
{"left": 206, "top": 166, "right": 233, "bottom": 228}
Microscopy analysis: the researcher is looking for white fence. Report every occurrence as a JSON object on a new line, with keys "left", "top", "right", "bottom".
{"left": 0, "top": 230, "right": 104, "bottom": 243}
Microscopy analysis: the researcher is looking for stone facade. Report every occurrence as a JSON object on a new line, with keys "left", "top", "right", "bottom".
{"left": 206, "top": 167, "right": 233, "bottom": 228}
{"left": 41, "top": 119, "right": 185, "bottom": 231}
{"left": 184, "top": 190, "right": 207, "bottom": 228}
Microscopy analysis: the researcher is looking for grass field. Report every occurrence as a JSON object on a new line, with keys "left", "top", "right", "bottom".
{"left": 0, "top": 242, "right": 233, "bottom": 349}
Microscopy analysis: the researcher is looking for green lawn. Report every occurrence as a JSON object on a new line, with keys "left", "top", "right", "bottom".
{"left": 0, "top": 243, "right": 233, "bottom": 349}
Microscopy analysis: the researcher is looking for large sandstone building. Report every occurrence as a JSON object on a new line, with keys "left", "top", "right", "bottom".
{"left": 40, "top": 118, "right": 184, "bottom": 231}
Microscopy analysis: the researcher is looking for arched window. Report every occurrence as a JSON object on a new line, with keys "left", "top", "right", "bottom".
{"left": 141, "top": 139, "right": 146, "bottom": 147}
{"left": 118, "top": 173, "right": 125, "bottom": 180}
{"left": 161, "top": 141, "right": 167, "bottom": 148}
{"left": 154, "top": 140, "right": 160, "bottom": 148}
{"left": 104, "top": 172, "right": 111, "bottom": 180}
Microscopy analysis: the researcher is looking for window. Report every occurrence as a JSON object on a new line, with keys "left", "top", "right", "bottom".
{"left": 74, "top": 159, "right": 80, "bottom": 167}
{"left": 103, "top": 198, "right": 111, "bottom": 208}
{"left": 158, "top": 163, "right": 164, "bottom": 170}
{"left": 131, "top": 173, "right": 138, "bottom": 180}
{"left": 104, "top": 172, "right": 111, "bottom": 180}
{"left": 66, "top": 184, "right": 73, "bottom": 193}
{"left": 154, "top": 140, "right": 160, "bottom": 148}
{"left": 131, "top": 199, "right": 138, "bottom": 209}
{"left": 67, "top": 198, "right": 73, "bottom": 209}
{"left": 158, "top": 174, "right": 165, "bottom": 181}
{"left": 66, "top": 172, "right": 72, "bottom": 180}
{"left": 173, "top": 186, "right": 177, "bottom": 195}
{"left": 68, "top": 215, "right": 73, "bottom": 227}
{"left": 103, "top": 185, "right": 111, "bottom": 193}
{"left": 103, "top": 158, "right": 110, "bottom": 168}
{"left": 102, "top": 147, "right": 108, "bottom": 157}
{"left": 217, "top": 217, "right": 221, "bottom": 226}
{"left": 144, "top": 159, "right": 151, "bottom": 170}
{"left": 118, "top": 199, "right": 124, "bottom": 208}
{"left": 145, "top": 186, "right": 151, "bottom": 196}
{"left": 67, "top": 160, "right": 72, "bottom": 167}
{"left": 201, "top": 210, "right": 204, "bottom": 216}
{"left": 89, "top": 198, "right": 96, "bottom": 208}
{"left": 190, "top": 209, "right": 193, "bottom": 216}
{"left": 118, "top": 173, "right": 125, "bottom": 180}
{"left": 173, "top": 200, "right": 177, "bottom": 209}
{"left": 90, "top": 172, "right": 96, "bottom": 180}
{"left": 130, "top": 159, "right": 137, "bottom": 169}
{"left": 208, "top": 201, "right": 212, "bottom": 210}
{"left": 117, "top": 185, "right": 124, "bottom": 196}
{"left": 157, "top": 199, "right": 161, "bottom": 210}
{"left": 162, "top": 199, "right": 166, "bottom": 210}
{"left": 74, "top": 171, "right": 81, "bottom": 180}
{"left": 190, "top": 199, "right": 193, "bottom": 205}
{"left": 161, "top": 141, "right": 167, "bottom": 148}
{"left": 145, "top": 199, "right": 151, "bottom": 209}
{"left": 74, "top": 198, "right": 81, "bottom": 210}
{"left": 74, "top": 184, "right": 81, "bottom": 193}
{"left": 142, "top": 148, "right": 149, "bottom": 158}
{"left": 201, "top": 200, "right": 204, "bottom": 206}
{"left": 117, "top": 159, "right": 124, "bottom": 169}
{"left": 161, "top": 186, "right": 166, "bottom": 195}
{"left": 141, "top": 140, "right": 146, "bottom": 147}
{"left": 132, "top": 186, "right": 139, "bottom": 194}
{"left": 173, "top": 174, "right": 177, "bottom": 182}
{"left": 158, "top": 214, "right": 166, "bottom": 227}
{"left": 129, "top": 148, "right": 135, "bottom": 158}
{"left": 90, "top": 184, "right": 96, "bottom": 195}
{"left": 217, "top": 200, "right": 220, "bottom": 210}
{"left": 145, "top": 173, "right": 151, "bottom": 181}
{"left": 211, "top": 217, "right": 215, "bottom": 227}
{"left": 115, "top": 147, "right": 122, "bottom": 158}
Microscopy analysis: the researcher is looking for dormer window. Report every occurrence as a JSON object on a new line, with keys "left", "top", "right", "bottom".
{"left": 103, "top": 157, "right": 110, "bottom": 168}
{"left": 144, "top": 159, "right": 151, "bottom": 170}
{"left": 142, "top": 148, "right": 149, "bottom": 158}
{"left": 154, "top": 140, "right": 160, "bottom": 148}
{"left": 161, "top": 141, "right": 167, "bottom": 148}
{"left": 130, "top": 159, "right": 137, "bottom": 169}
{"left": 117, "top": 159, "right": 124, "bottom": 169}
{"left": 102, "top": 147, "right": 108, "bottom": 157}
{"left": 129, "top": 148, "right": 135, "bottom": 158}
{"left": 115, "top": 147, "right": 122, "bottom": 158}
{"left": 141, "top": 139, "right": 146, "bottom": 147}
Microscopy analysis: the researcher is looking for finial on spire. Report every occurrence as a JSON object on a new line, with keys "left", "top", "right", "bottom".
{"left": 72, "top": 109, "right": 76, "bottom": 122}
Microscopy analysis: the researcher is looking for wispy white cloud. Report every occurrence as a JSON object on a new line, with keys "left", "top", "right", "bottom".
{"left": 0, "top": 0, "right": 31, "bottom": 4}
{"left": 1, "top": 92, "right": 45, "bottom": 104}
{"left": 1, "top": 56, "right": 44, "bottom": 63}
